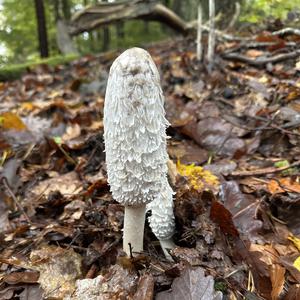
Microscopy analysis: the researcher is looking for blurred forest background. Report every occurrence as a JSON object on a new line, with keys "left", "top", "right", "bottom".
{"left": 0, "top": 0, "right": 299, "bottom": 66}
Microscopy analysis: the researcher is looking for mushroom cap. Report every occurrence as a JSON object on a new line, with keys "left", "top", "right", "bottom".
{"left": 104, "top": 48, "right": 169, "bottom": 206}
{"left": 147, "top": 180, "right": 175, "bottom": 240}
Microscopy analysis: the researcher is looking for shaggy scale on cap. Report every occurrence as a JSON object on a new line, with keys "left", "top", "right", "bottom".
{"left": 104, "top": 47, "right": 175, "bottom": 256}
{"left": 104, "top": 47, "right": 169, "bottom": 207}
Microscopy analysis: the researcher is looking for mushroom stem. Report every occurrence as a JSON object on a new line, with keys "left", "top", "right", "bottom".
{"left": 159, "top": 238, "right": 176, "bottom": 261}
{"left": 123, "top": 204, "right": 146, "bottom": 256}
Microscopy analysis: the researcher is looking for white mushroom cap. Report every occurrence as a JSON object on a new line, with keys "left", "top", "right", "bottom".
{"left": 147, "top": 179, "right": 175, "bottom": 240}
{"left": 104, "top": 47, "right": 170, "bottom": 207}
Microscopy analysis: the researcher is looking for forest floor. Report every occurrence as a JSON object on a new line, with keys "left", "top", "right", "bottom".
{"left": 0, "top": 23, "right": 300, "bottom": 300}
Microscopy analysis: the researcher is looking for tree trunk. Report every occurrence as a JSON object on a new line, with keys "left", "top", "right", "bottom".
{"left": 102, "top": 26, "right": 110, "bottom": 51}
{"left": 34, "top": 0, "right": 49, "bottom": 58}
{"left": 56, "top": 19, "right": 79, "bottom": 55}
{"left": 62, "top": 0, "right": 71, "bottom": 20}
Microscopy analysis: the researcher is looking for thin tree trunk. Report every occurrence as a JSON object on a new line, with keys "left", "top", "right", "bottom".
{"left": 34, "top": 0, "right": 49, "bottom": 58}
{"left": 102, "top": 0, "right": 110, "bottom": 51}
{"left": 102, "top": 26, "right": 110, "bottom": 51}
{"left": 62, "top": 0, "right": 71, "bottom": 20}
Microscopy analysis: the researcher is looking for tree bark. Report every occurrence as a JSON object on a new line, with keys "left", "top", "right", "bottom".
{"left": 34, "top": 0, "right": 49, "bottom": 58}
{"left": 62, "top": 0, "right": 71, "bottom": 20}
{"left": 56, "top": 20, "right": 79, "bottom": 55}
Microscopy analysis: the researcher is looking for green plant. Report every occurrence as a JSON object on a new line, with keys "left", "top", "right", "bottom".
{"left": 241, "top": 0, "right": 300, "bottom": 23}
{"left": 0, "top": 54, "right": 78, "bottom": 81}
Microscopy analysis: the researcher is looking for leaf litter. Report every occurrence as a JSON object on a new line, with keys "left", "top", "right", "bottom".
{"left": 0, "top": 22, "right": 300, "bottom": 300}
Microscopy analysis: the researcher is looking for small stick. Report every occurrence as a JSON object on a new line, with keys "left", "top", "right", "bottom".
{"left": 222, "top": 50, "right": 300, "bottom": 66}
{"left": 196, "top": 4, "right": 202, "bottom": 61}
{"left": 230, "top": 160, "right": 300, "bottom": 177}
{"left": 207, "top": 0, "right": 216, "bottom": 70}
{"left": 1, "top": 177, "right": 31, "bottom": 223}
{"left": 227, "top": 2, "right": 241, "bottom": 30}
{"left": 272, "top": 27, "right": 300, "bottom": 36}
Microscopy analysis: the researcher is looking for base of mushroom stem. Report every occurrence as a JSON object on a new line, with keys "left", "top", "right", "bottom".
{"left": 159, "top": 238, "right": 175, "bottom": 261}
{"left": 123, "top": 204, "right": 146, "bottom": 256}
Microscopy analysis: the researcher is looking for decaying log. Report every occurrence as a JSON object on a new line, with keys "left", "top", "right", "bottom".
{"left": 70, "top": 0, "right": 189, "bottom": 36}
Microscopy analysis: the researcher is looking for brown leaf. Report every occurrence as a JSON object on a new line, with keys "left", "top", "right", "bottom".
{"left": 3, "top": 271, "right": 40, "bottom": 284}
{"left": 270, "top": 264, "right": 285, "bottom": 300}
{"left": 30, "top": 245, "right": 82, "bottom": 299}
{"left": 220, "top": 181, "right": 263, "bottom": 243}
{"left": 210, "top": 200, "right": 239, "bottom": 237}
{"left": 133, "top": 274, "right": 154, "bottom": 300}
{"left": 285, "top": 284, "right": 300, "bottom": 300}
{"left": 268, "top": 178, "right": 300, "bottom": 194}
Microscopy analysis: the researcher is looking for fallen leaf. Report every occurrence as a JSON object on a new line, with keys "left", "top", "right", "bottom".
{"left": 3, "top": 271, "right": 40, "bottom": 284}
{"left": 245, "top": 49, "right": 264, "bottom": 58}
{"left": 69, "top": 264, "right": 138, "bottom": 300}
{"left": 289, "top": 235, "right": 300, "bottom": 252}
{"left": 293, "top": 257, "right": 300, "bottom": 272}
{"left": 270, "top": 264, "right": 285, "bottom": 300}
{"left": 30, "top": 245, "right": 82, "bottom": 299}
{"left": 268, "top": 178, "right": 300, "bottom": 194}
{"left": 0, "top": 112, "right": 27, "bottom": 131}
{"left": 133, "top": 274, "right": 154, "bottom": 300}
{"left": 220, "top": 181, "right": 263, "bottom": 243}
{"left": 210, "top": 200, "right": 239, "bottom": 237}
{"left": 28, "top": 171, "right": 82, "bottom": 198}
{"left": 285, "top": 284, "right": 300, "bottom": 300}
{"left": 156, "top": 267, "right": 222, "bottom": 300}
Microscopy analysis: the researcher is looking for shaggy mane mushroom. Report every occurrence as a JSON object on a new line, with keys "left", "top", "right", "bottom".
{"left": 104, "top": 47, "right": 174, "bottom": 257}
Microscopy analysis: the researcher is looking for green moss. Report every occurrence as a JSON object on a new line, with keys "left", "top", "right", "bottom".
{"left": 0, "top": 54, "right": 79, "bottom": 81}
{"left": 214, "top": 281, "right": 227, "bottom": 292}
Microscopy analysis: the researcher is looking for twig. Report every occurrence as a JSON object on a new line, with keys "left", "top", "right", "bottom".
{"left": 222, "top": 50, "right": 300, "bottom": 66}
{"left": 188, "top": 22, "right": 250, "bottom": 42}
{"left": 196, "top": 4, "right": 202, "bottom": 61}
{"left": 272, "top": 27, "right": 300, "bottom": 36}
{"left": 0, "top": 177, "right": 31, "bottom": 223}
{"left": 207, "top": 0, "right": 216, "bottom": 70}
{"left": 230, "top": 160, "right": 300, "bottom": 177}
{"left": 227, "top": 2, "right": 241, "bottom": 30}
{"left": 223, "top": 41, "right": 297, "bottom": 55}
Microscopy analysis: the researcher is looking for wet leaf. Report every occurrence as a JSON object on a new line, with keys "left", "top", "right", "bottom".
{"left": 210, "top": 200, "right": 239, "bottom": 237}
{"left": 220, "top": 181, "right": 263, "bottom": 243}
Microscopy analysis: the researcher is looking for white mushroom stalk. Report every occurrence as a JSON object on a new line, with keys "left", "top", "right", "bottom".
{"left": 104, "top": 47, "right": 172, "bottom": 256}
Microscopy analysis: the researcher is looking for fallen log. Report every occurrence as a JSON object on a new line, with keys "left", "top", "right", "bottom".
{"left": 70, "top": 0, "right": 189, "bottom": 36}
